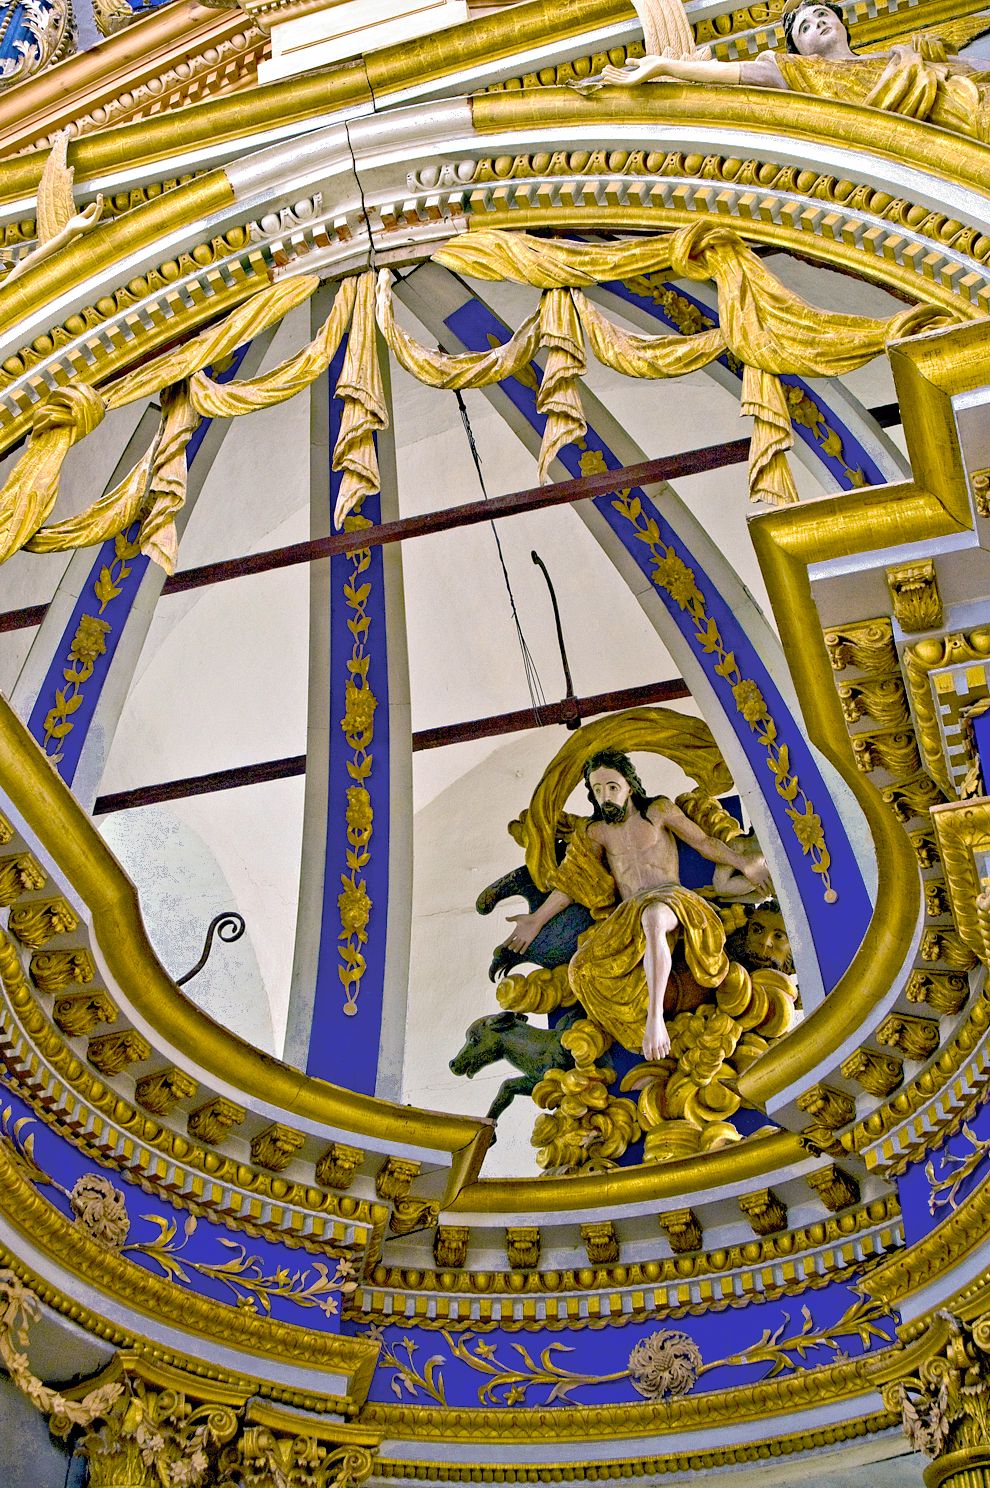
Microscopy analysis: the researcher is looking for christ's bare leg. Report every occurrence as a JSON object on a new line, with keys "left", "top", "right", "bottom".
{"left": 642, "top": 901, "right": 677, "bottom": 1061}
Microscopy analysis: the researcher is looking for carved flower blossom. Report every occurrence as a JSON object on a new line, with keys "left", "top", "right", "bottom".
{"left": 627, "top": 1330, "right": 703, "bottom": 1401}
{"left": 732, "top": 679, "right": 769, "bottom": 725}
{"left": 338, "top": 877, "right": 371, "bottom": 937}
{"left": 69, "top": 1173, "right": 130, "bottom": 1251}
{"left": 69, "top": 615, "right": 111, "bottom": 665}
{"left": 786, "top": 801, "right": 825, "bottom": 854}
{"left": 341, "top": 681, "right": 376, "bottom": 743}
{"left": 345, "top": 786, "right": 373, "bottom": 836}
{"left": 651, "top": 549, "right": 699, "bottom": 610}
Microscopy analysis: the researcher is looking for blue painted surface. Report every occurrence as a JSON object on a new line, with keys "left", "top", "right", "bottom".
{"left": 305, "top": 340, "right": 391, "bottom": 1093}
{"left": 352, "top": 1275, "right": 896, "bottom": 1407}
{"left": 898, "top": 1090, "right": 990, "bottom": 1246}
{"left": 603, "top": 278, "right": 886, "bottom": 491}
{"left": 973, "top": 710, "right": 990, "bottom": 791}
{"left": 26, "top": 345, "right": 252, "bottom": 787}
{"left": 0, "top": 1081, "right": 343, "bottom": 1329}
{"left": 444, "top": 299, "right": 871, "bottom": 992}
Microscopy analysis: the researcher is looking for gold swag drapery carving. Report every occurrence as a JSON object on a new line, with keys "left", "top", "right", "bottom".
{"left": 432, "top": 223, "right": 952, "bottom": 505}
{"left": 6, "top": 272, "right": 384, "bottom": 571}
{"left": 0, "top": 222, "right": 958, "bottom": 570}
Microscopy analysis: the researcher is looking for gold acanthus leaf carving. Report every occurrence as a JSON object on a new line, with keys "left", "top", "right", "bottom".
{"left": 738, "top": 1188, "right": 788, "bottom": 1237}
{"left": 87, "top": 1030, "right": 151, "bottom": 1076}
{"left": 0, "top": 854, "right": 46, "bottom": 905}
{"left": 505, "top": 1228, "right": 541, "bottom": 1270}
{"left": 580, "top": 1221, "right": 619, "bottom": 1265}
{"left": 886, "top": 558, "right": 944, "bottom": 633}
{"left": 851, "top": 728, "right": 921, "bottom": 778}
{"left": 388, "top": 1199, "right": 440, "bottom": 1237}
{"left": 316, "top": 1142, "right": 364, "bottom": 1191}
{"left": 823, "top": 618, "right": 897, "bottom": 676}
{"left": 7, "top": 897, "right": 79, "bottom": 949}
{"left": 837, "top": 676, "right": 909, "bottom": 728}
{"left": 796, "top": 1083, "right": 856, "bottom": 1130}
{"left": 52, "top": 987, "right": 117, "bottom": 1037}
{"left": 880, "top": 772, "right": 947, "bottom": 826}
{"left": 805, "top": 1164, "right": 860, "bottom": 1212}
{"left": 250, "top": 1122, "right": 305, "bottom": 1173}
{"left": 375, "top": 1157, "right": 420, "bottom": 1202}
{"left": 919, "top": 927, "right": 979, "bottom": 971}
{"left": 434, "top": 1225, "right": 470, "bottom": 1271}
{"left": 29, "top": 948, "right": 95, "bottom": 992}
{"left": 841, "top": 1048, "right": 903, "bottom": 1098}
{"left": 876, "top": 1012, "right": 941, "bottom": 1062}
{"left": 905, "top": 970, "right": 968, "bottom": 1016}
{"left": 659, "top": 1208, "right": 703, "bottom": 1254}
{"left": 187, "top": 1096, "right": 245, "bottom": 1144}
{"left": 133, "top": 1067, "right": 198, "bottom": 1116}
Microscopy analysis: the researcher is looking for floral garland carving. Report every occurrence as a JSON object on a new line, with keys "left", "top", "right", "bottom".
{"left": 0, "top": 1268, "right": 121, "bottom": 1425}
{"left": 337, "top": 512, "right": 378, "bottom": 1017}
{"left": 41, "top": 528, "right": 141, "bottom": 765}
{"left": 610, "top": 486, "right": 836, "bottom": 902}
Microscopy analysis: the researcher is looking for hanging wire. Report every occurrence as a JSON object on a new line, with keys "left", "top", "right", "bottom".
{"left": 453, "top": 389, "right": 547, "bottom": 718}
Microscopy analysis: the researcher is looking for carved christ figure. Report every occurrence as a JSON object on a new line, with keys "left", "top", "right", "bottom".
{"left": 503, "top": 750, "right": 770, "bottom": 1061}
{"left": 577, "top": 0, "right": 990, "bottom": 142}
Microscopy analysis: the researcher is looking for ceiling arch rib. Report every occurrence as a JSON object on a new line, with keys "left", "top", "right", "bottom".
{"left": 6, "top": 328, "right": 282, "bottom": 812}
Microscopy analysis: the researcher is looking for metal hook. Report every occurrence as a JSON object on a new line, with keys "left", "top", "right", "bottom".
{"left": 176, "top": 912, "right": 246, "bottom": 987}
{"left": 531, "top": 550, "right": 580, "bottom": 729}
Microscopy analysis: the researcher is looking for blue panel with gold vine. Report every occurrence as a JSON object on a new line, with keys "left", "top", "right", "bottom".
{"left": 899, "top": 1093, "right": 990, "bottom": 1246}
{"left": 350, "top": 1281, "right": 896, "bottom": 1408}
{"left": 0, "top": 1080, "right": 355, "bottom": 1326}
{"left": 443, "top": 300, "right": 871, "bottom": 992}
{"left": 305, "top": 339, "right": 391, "bottom": 1093}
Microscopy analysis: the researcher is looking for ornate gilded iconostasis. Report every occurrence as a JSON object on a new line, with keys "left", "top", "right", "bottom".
{"left": 2, "top": 0, "right": 990, "bottom": 1485}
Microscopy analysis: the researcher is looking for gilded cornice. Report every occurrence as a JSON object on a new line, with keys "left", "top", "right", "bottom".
{"left": 846, "top": 984, "right": 990, "bottom": 1172}
{"left": 363, "top": 1353, "right": 887, "bottom": 1441}
{"left": 863, "top": 1173, "right": 990, "bottom": 1311}
{"left": 0, "top": 168, "right": 237, "bottom": 346}
{"left": 371, "top": 1415, "right": 896, "bottom": 1480}
{"left": 0, "top": 3, "right": 268, "bottom": 157}
{"left": 0, "top": 935, "right": 388, "bottom": 1257}
{"left": 351, "top": 1208, "right": 901, "bottom": 1333}
{"left": 0, "top": 1145, "right": 379, "bottom": 1394}
{"left": 469, "top": 86, "right": 990, "bottom": 219}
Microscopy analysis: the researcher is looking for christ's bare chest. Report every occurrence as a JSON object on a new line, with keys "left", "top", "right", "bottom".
{"left": 593, "top": 812, "right": 680, "bottom": 898}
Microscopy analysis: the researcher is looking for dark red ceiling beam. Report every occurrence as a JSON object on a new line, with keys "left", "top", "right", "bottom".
{"left": 92, "top": 676, "right": 690, "bottom": 814}
{"left": 161, "top": 439, "right": 751, "bottom": 595}
{"left": 0, "top": 439, "right": 749, "bottom": 632}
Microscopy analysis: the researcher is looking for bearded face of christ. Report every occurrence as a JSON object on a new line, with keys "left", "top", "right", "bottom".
{"left": 588, "top": 767, "right": 632, "bottom": 824}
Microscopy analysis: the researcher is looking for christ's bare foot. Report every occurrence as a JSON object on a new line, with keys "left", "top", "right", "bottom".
{"left": 643, "top": 1013, "right": 670, "bottom": 1062}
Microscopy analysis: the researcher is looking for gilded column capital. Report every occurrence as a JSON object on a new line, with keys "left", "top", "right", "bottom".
{"left": 216, "top": 1400, "right": 379, "bottom": 1488}
{"left": 58, "top": 1353, "right": 244, "bottom": 1488}
{"left": 882, "top": 1312, "right": 990, "bottom": 1488}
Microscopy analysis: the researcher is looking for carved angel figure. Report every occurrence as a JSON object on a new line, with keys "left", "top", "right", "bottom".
{"left": 576, "top": 0, "right": 990, "bottom": 143}
{"left": 6, "top": 130, "right": 103, "bottom": 287}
